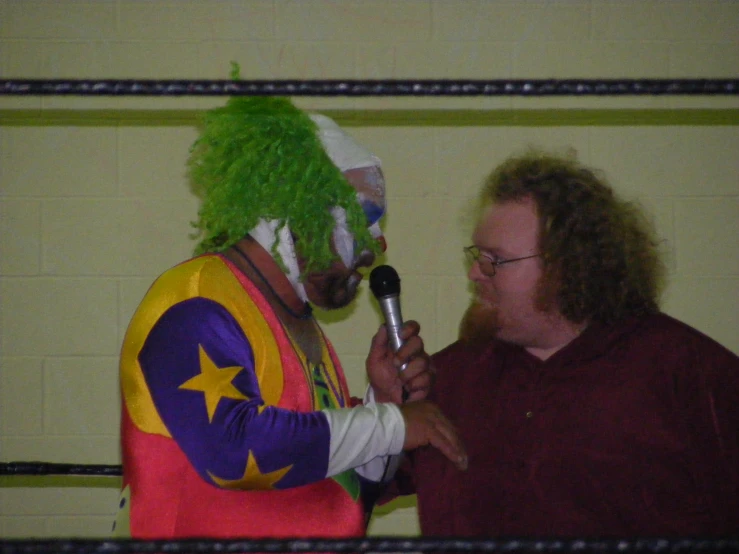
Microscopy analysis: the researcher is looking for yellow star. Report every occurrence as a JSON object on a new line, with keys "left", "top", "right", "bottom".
{"left": 179, "top": 345, "right": 248, "bottom": 422}
{"left": 208, "top": 450, "right": 293, "bottom": 490}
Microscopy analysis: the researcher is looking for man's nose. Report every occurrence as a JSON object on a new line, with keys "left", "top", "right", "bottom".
{"left": 468, "top": 259, "right": 484, "bottom": 281}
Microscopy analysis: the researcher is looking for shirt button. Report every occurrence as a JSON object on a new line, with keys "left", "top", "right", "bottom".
{"left": 525, "top": 411, "right": 533, "bottom": 418}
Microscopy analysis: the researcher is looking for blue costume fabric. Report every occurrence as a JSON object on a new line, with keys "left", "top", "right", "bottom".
{"left": 114, "top": 254, "right": 368, "bottom": 538}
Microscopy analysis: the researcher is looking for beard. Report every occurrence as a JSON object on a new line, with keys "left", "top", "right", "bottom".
{"left": 458, "top": 300, "right": 500, "bottom": 344}
{"left": 460, "top": 284, "right": 567, "bottom": 348}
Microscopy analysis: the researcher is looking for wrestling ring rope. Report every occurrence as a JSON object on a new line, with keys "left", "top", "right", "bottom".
{"left": 2, "top": 537, "right": 739, "bottom": 554}
{"left": 1, "top": 76, "right": 738, "bottom": 552}
{"left": 1, "top": 78, "right": 738, "bottom": 97}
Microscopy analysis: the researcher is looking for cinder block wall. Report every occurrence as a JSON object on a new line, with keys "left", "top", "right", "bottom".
{"left": 1, "top": 0, "right": 737, "bottom": 538}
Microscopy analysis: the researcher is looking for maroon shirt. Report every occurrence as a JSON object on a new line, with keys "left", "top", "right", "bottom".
{"left": 404, "top": 313, "right": 739, "bottom": 536}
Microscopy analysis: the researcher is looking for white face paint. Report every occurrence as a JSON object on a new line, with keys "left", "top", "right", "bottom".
{"left": 310, "top": 114, "right": 387, "bottom": 268}
{"left": 249, "top": 218, "right": 308, "bottom": 302}
{"left": 331, "top": 206, "right": 354, "bottom": 269}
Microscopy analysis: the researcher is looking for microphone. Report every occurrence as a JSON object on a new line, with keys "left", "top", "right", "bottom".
{"left": 369, "top": 265, "right": 406, "bottom": 368}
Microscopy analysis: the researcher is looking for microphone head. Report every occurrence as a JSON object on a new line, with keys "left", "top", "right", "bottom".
{"left": 369, "top": 265, "right": 401, "bottom": 298}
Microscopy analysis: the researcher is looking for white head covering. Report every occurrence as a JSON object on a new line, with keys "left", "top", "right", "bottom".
{"left": 308, "top": 114, "right": 381, "bottom": 171}
{"left": 249, "top": 114, "right": 385, "bottom": 301}
{"left": 311, "top": 114, "right": 386, "bottom": 268}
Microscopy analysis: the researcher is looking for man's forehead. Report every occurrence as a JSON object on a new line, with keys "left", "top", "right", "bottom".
{"left": 474, "top": 200, "right": 539, "bottom": 249}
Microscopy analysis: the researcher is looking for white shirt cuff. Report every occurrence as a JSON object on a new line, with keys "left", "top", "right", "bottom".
{"left": 321, "top": 385, "right": 405, "bottom": 480}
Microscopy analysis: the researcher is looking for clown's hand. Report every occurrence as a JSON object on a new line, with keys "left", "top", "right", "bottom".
{"left": 401, "top": 400, "right": 468, "bottom": 471}
{"left": 366, "top": 321, "right": 434, "bottom": 404}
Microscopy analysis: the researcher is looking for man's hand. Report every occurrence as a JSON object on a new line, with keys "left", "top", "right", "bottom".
{"left": 366, "top": 321, "right": 435, "bottom": 404}
{"left": 400, "top": 401, "right": 468, "bottom": 471}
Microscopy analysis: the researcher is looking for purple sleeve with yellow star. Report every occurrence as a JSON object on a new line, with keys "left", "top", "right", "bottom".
{"left": 139, "top": 296, "right": 330, "bottom": 489}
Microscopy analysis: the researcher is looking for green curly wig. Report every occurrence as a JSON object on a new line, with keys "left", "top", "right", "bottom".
{"left": 188, "top": 64, "right": 377, "bottom": 272}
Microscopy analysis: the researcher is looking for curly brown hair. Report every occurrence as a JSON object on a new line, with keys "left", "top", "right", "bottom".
{"left": 481, "top": 149, "right": 666, "bottom": 324}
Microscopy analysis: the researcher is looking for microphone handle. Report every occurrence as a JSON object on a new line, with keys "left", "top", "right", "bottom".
{"left": 378, "top": 295, "right": 403, "bottom": 352}
{"left": 377, "top": 294, "right": 409, "bottom": 400}
{"left": 378, "top": 295, "right": 404, "bottom": 352}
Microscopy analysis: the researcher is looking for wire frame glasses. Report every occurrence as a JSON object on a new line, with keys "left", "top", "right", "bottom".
{"left": 463, "top": 245, "right": 541, "bottom": 277}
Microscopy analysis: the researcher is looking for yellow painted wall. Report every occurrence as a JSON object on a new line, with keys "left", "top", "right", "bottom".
{"left": 0, "top": 0, "right": 737, "bottom": 538}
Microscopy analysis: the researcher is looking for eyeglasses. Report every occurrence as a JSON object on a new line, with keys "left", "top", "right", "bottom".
{"left": 463, "top": 245, "right": 541, "bottom": 277}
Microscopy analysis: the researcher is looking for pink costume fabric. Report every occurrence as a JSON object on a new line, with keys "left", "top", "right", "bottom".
{"left": 115, "top": 254, "right": 369, "bottom": 538}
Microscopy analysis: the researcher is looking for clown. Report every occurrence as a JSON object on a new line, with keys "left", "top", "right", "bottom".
{"left": 114, "top": 67, "right": 466, "bottom": 539}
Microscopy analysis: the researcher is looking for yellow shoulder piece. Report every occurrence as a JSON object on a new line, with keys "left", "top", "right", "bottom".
{"left": 120, "top": 256, "right": 283, "bottom": 436}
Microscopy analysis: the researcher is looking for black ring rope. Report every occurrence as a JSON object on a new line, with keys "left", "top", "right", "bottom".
{"left": 1, "top": 538, "right": 739, "bottom": 554}
{"left": 3, "top": 464, "right": 738, "bottom": 552}
{"left": 0, "top": 461, "right": 121, "bottom": 477}
{"left": 1, "top": 79, "right": 738, "bottom": 97}
{"left": 2, "top": 463, "right": 738, "bottom": 553}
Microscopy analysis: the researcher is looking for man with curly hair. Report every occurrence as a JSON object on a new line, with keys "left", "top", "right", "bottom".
{"left": 396, "top": 150, "right": 739, "bottom": 536}
{"left": 113, "top": 83, "right": 467, "bottom": 539}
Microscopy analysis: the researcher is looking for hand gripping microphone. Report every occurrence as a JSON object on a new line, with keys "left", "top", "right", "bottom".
{"left": 369, "top": 265, "right": 406, "bottom": 367}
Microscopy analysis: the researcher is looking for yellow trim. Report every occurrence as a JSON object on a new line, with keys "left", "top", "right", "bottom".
{"left": 207, "top": 450, "right": 293, "bottom": 491}
{"left": 120, "top": 256, "right": 283, "bottom": 436}
{"left": 283, "top": 326, "right": 345, "bottom": 410}
{"left": 283, "top": 330, "right": 317, "bottom": 409}
{"left": 317, "top": 335, "right": 346, "bottom": 409}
